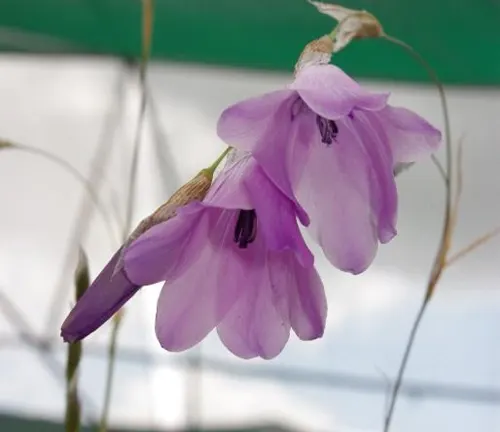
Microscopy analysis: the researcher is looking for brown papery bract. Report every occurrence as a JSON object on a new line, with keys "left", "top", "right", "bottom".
{"left": 294, "top": 35, "right": 334, "bottom": 74}
{"left": 126, "top": 169, "right": 213, "bottom": 244}
{"left": 307, "top": 1, "right": 383, "bottom": 52}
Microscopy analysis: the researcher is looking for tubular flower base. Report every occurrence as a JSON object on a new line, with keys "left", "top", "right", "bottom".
{"left": 61, "top": 151, "right": 326, "bottom": 360}
{"left": 217, "top": 64, "right": 441, "bottom": 274}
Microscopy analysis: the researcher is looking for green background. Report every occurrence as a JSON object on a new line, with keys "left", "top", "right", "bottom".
{"left": 0, "top": 1, "right": 499, "bottom": 84}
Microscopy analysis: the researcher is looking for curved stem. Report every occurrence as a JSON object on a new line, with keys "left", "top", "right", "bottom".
{"left": 98, "top": 65, "right": 144, "bottom": 430}
{"left": 206, "top": 147, "right": 231, "bottom": 176}
{"left": 431, "top": 154, "right": 447, "bottom": 183}
{"left": 122, "top": 88, "right": 147, "bottom": 239}
{"left": 383, "top": 35, "right": 451, "bottom": 187}
{"left": 328, "top": 25, "right": 339, "bottom": 40}
{"left": 3, "top": 142, "right": 117, "bottom": 245}
{"left": 99, "top": 2, "right": 155, "bottom": 431}
{"left": 65, "top": 250, "right": 90, "bottom": 432}
{"left": 98, "top": 310, "right": 123, "bottom": 432}
{"left": 383, "top": 298, "right": 429, "bottom": 431}
{"left": 43, "top": 67, "right": 127, "bottom": 339}
{"left": 98, "top": 69, "right": 142, "bottom": 432}
{"left": 446, "top": 226, "right": 500, "bottom": 267}
{"left": 382, "top": 35, "right": 454, "bottom": 432}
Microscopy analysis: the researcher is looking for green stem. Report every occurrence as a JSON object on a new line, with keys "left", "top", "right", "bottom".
{"left": 383, "top": 297, "right": 430, "bottom": 432}
{"left": 122, "top": 86, "right": 146, "bottom": 239}
{"left": 65, "top": 340, "right": 82, "bottom": 432}
{"left": 100, "top": 2, "right": 155, "bottom": 431}
{"left": 65, "top": 250, "right": 90, "bottom": 432}
{"left": 382, "top": 34, "right": 453, "bottom": 432}
{"left": 328, "top": 16, "right": 350, "bottom": 42}
{"left": 431, "top": 154, "right": 447, "bottom": 183}
{"left": 99, "top": 311, "right": 123, "bottom": 432}
{"left": 205, "top": 147, "right": 231, "bottom": 177}
{"left": 382, "top": 35, "right": 451, "bottom": 189}
{"left": 65, "top": 339, "right": 82, "bottom": 432}
{"left": 328, "top": 25, "right": 338, "bottom": 40}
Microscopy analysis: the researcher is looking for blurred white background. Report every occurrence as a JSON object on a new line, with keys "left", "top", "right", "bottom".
{"left": 0, "top": 56, "right": 499, "bottom": 432}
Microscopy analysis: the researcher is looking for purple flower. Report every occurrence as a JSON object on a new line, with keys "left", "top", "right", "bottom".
{"left": 217, "top": 64, "right": 441, "bottom": 274}
{"left": 61, "top": 152, "right": 326, "bottom": 359}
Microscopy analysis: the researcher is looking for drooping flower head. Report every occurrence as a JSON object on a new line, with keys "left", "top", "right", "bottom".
{"left": 61, "top": 151, "right": 326, "bottom": 359}
{"left": 218, "top": 64, "right": 441, "bottom": 274}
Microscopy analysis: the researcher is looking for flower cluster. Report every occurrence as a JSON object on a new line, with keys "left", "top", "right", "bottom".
{"left": 61, "top": 61, "right": 440, "bottom": 359}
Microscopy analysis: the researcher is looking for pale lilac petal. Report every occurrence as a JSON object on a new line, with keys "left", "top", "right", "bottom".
{"left": 295, "top": 119, "right": 378, "bottom": 274}
{"left": 203, "top": 150, "right": 254, "bottom": 210}
{"left": 348, "top": 111, "right": 398, "bottom": 243}
{"left": 61, "top": 250, "right": 140, "bottom": 342}
{"left": 155, "top": 208, "right": 254, "bottom": 352}
{"left": 217, "top": 89, "right": 295, "bottom": 152}
{"left": 378, "top": 105, "right": 442, "bottom": 164}
{"left": 217, "top": 90, "right": 310, "bottom": 226}
{"left": 268, "top": 252, "right": 326, "bottom": 340}
{"left": 290, "top": 65, "right": 389, "bottom": 119}
{"left": 217, "top": 246, "right": 291, "bottom": 360}
{"left": 242, "top": 159, "right": 314, "bottom": 267}
{"left": 123, "top": 203, "right": 209, "bottom": 286}
{"left": 204, "top": 152, "right": 314, "bottom": 265}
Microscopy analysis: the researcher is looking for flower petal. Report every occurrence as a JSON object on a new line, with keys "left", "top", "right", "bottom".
{"left": 203, "top": 150, "right": 254, "bottom": 210}
{"left": 155, "top": 208, "right": 255, "bottom": 352}
{"left": 204, "top": 152, "right": 313, "bottom": 266}
{"left": 290, "top": 65, "right": 389, "bottom": 119}
{"left": 294, "top": 118, "right": 379, "bottom": 274}
{"left": 348, "top": 111, "right": 398, "bottom": 243}
{"left": 243, "top": 159, "right": 314, "bottom": 267}
{"left": 378, "top": 105, "right": 442, "bottom": 164}
{"left": 265, "top": 252, "right": 326, "bottom": 341}
{"left": 217, "top": 90, "right": 310, "bottom": 226}
{"left": 283, "top": 255, "right": 326, "bottom": 340}
{"left": 61, "top": 249, "right": 140, "bottom": 342}
{"left": 217, "top": 89, "right": 295, "bottom": 152}
{"left": 123, "top": 202, "right": 208, "bottom": 286}
{"left": 217, "top": 248, "right": 291, "bottom": 360}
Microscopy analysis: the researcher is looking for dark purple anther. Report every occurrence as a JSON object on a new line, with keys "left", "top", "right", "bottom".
{"left": 316, "top": 115, "right": 338, "bottom": 145}
{"left": 234, "top": 209, "right": 257, "bottom": 248}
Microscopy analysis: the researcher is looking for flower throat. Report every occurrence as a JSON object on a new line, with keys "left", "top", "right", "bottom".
{"left": 234, "top": 210, "right": 257, "bottom": 248}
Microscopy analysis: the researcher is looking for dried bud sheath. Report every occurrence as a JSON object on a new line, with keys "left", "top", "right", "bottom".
{"left": 306, "top": 1, "right": 383, "bottom": 53}
{"left": 295, "top": 35, "right": 334, "bottom": 74}
{"left": 127, "top": 169, "right": 213, "bottom": 243}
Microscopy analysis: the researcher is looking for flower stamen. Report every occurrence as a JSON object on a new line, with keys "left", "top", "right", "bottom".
{"left": 234, "top": 210, "right": 257, "bottom": 248}
{"left": 316, "top": 115, "right": 338, "bottom": 145}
